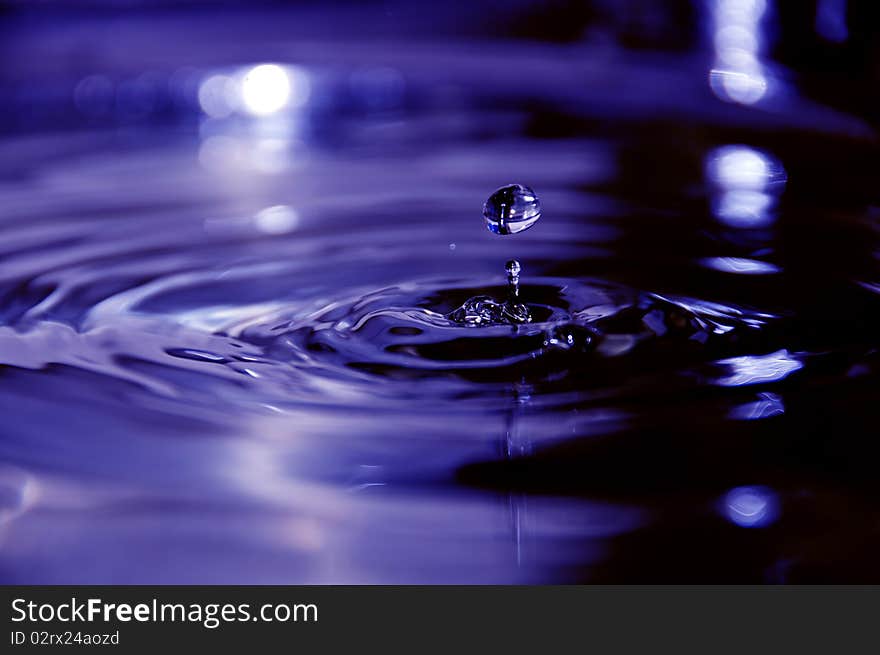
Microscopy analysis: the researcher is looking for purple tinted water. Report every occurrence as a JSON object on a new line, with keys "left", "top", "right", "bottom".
{"left": 0, "top": 10, "right": 878, "bottom": 583}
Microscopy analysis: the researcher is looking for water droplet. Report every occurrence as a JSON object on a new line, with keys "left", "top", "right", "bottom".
{"left": 483, "top": 184, "right": 541, "bottom": 235}
{"left": 448, "top": 259, "right": 531, "bottom": 326}
{"left": 505, "top": 259, "right": 521, "bottom": 299}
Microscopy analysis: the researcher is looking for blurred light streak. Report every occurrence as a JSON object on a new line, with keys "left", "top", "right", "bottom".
{"left": 706, "top": 145, "right": 786, "bottom": 228}
{"left": 714, "top": 349, "right": 802, "bottom": 387}
{"left": 73, "top": 75, "right": 114, "bottom": 118}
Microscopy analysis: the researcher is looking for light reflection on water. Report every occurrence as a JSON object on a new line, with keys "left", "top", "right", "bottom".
{"left": 722, "top": 486, "right": 779, "bottom": 528}
{"left": 708, "top": 0, "right": 772, "bottom": 105}
{"left": 706, "top": 145, "right": 785, "bottom": 229}
{"left": 714, "top": 350, "right": 803, "bottom": 386}
{"left": 0, "top": 9, "right": 877, "bottom": 583}
{"left": 701, "top": 256, "right": 781, "bottom": 274}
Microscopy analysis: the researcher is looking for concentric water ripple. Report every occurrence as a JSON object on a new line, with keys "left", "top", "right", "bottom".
{"left": 0, "top": 23, "right": 878, "bottom": 583}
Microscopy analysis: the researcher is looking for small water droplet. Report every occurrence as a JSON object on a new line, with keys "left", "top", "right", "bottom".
{"left": 483, "top": 184, "right": 541, "bottom": 235}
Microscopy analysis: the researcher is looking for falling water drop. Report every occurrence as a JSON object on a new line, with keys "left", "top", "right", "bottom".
{"left": 483, "top": 184, "right": 542, "bottom": 235}
{"left": 448, "top": 188, "right": 541, "bottom": 326}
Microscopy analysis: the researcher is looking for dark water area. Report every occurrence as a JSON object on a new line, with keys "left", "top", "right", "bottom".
{"left": 0, "top": 2, "right": 878, "bottom": 583}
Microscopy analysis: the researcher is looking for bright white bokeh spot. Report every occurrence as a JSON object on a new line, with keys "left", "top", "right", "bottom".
{"left": 716, "top": 0, "right": 766, "bottom": 22}
{"left": 254, "top": 205, "right": 299, "bottom": 234}
{"left": 714, "top": 349, "right": 803, "bottom": 387}
{"left": 242, "top": 65, "right": 290, "bottom": 116}
{"left": 239, "top": 64, "right": 309, "bottom": 116}
{"left": 706, "top": 145, "right": 774, "bottom": 191}
{"left": 251, "top": 138, "right": 290, "bottom": 174}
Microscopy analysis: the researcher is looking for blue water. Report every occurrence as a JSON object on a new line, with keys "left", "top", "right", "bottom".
{"left": 0, "top": 7, "right": 878, "bottom": 583}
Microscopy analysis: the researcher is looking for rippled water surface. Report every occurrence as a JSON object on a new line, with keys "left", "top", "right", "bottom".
{"left": 1, "top": 13, "right": 879, "bottom": 583}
